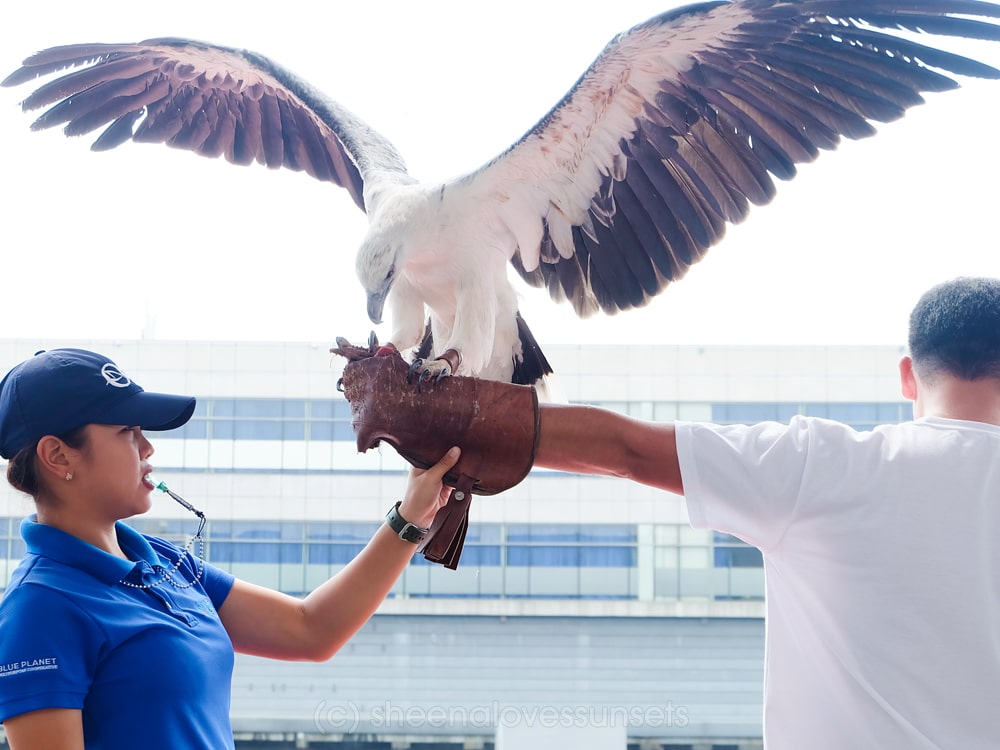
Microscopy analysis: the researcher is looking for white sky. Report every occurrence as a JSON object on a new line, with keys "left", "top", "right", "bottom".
{"left": 2, "top": 0, "right": 1000, "bottom": 350}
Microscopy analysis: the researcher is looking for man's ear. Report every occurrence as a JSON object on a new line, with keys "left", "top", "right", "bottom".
{"left": 899, "top": 355, "right": 918, "bottom": 401}
{"left": 35, "top": 435, "right": 73, "bottom": 482}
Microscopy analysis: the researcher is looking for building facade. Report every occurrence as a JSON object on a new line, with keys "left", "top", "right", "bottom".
{"left": 0, "top": 339, "right": 909, "bottom": 749}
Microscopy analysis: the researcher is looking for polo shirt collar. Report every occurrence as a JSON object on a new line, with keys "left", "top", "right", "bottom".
{"left": 20, "top": 515, "right": 160, "bottom": 586}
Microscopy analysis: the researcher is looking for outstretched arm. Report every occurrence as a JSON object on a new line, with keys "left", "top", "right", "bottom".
{"left": 535, "top": 404, "right": 683, "bottom": 495}
{"left": 218, "top": 447, "right": 460, "bottom": 661}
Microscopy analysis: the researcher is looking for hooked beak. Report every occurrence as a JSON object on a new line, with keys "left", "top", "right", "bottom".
{"left": 367, "top": 289, "right": 387, "bottom": 325}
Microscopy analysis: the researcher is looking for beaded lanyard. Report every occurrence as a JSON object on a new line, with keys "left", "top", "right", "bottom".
{"left": 119, "top": 479, "right": 206, "bottom": 591}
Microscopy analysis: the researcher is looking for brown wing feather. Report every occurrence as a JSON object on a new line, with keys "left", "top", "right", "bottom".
{"left": 1, "top": 38, "right": 411, "bottom": 211}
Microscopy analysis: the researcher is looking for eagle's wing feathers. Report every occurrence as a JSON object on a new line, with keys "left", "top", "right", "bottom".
{"left": 5, "top": 2, "right": 1000, "bottom": 328}
{"left": 2, "top": 38, "right": 409, "bottom": 211}
{"left": 457, "top": 0, "right": 1000, "bottom": 318}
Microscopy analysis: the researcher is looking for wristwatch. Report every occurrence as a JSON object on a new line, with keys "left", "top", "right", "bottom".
{"left": 385, "top": 501, "right": 429, "bottom": 544}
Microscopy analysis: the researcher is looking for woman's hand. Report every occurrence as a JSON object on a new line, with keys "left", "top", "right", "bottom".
{"left": 396, "top": 446, "right": 460, "bottom": 529}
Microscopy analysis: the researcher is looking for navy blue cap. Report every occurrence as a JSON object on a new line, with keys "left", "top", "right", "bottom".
{"left": 0, "top": 348, "right": 196, "bottom": 459}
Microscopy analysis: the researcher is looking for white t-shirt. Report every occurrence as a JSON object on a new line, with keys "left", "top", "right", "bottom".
{"left": 676, "top": 415, "right": 1000, "bottom": 749}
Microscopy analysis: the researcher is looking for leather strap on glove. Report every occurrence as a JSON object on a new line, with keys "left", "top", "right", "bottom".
{"left": 332, "top": 336, "right": 539, "bottom": 568}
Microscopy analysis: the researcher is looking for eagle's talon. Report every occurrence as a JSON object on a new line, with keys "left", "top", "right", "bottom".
{"left": 407, "top": 359, "right": 425, "bottom": 383}
{"left": 406, "top": 356, "right": 454, "bottom": 386}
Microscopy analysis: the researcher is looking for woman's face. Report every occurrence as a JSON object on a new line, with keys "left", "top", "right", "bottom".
{"left": 74, "top": 424, "right": 156, "bottom": 520}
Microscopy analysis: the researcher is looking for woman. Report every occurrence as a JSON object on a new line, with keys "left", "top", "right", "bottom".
{"left": 0, "top": 348, "right": 458, "bottom": 750}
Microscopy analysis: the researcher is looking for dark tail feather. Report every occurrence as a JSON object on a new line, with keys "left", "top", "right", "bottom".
{"left": 415, "top": 320, "right": 434, "bottom": 360}
{"left": 512, "top": 311, "right": 553, "bottom": 386}
{"left": 415, "top": 313, "right": 552, "bottom": 385}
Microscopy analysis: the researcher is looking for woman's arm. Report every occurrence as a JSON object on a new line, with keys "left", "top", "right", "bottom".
{"left": 534, "top": 404, "right": 683, "bottom": 494}
{"left": 218, "top": 447, "right": 459, "bottom": 661}
{"left": 4, "top": 708, "right": 84, "bottom": 750}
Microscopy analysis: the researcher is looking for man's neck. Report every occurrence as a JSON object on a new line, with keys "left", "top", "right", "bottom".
{"left": 916, "top": 375, "right": 1000, "bottom": 426}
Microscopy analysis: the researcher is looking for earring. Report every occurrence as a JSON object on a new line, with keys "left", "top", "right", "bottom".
{"left": 65, "top": 472, "right": 73, "bottom": 481}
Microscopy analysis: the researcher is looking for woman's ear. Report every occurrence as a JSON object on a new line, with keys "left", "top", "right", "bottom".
{"left": 899, "top": 355, "right": 918, "bottom": 401}
{"left": 35, "top": 435, "right": 73, "bottom": 482}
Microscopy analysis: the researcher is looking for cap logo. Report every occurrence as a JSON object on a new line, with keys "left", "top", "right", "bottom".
{"left": 101, "top": 363, "right": 132, "bottom": 388}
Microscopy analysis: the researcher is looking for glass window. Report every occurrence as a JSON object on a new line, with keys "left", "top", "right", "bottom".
{"left": 128, "top": 518, "right": 199, "bottom": 538}
{"left": 654, "top": 402, "right": 679, "bottom": 420}
{"left": 579, "top": 547, "right": 635, "bottom": 566}
{"left": 713, "top": 532, "right": 763, "bottom": 568}
{"left": 307, "top": 421, "right": 356, "bottom": 441}
{"left": 6, "top": 527, "right": 26, "bottom": 559}
{"left": 307, "top": 522, "right": 378, "bottom": 564}
{"left": 211, "top": 420, "right": 305, "bottom": 440}
{"left": 208, "top": 538, "right": 303, "bottom": 564}
{"left": 579, "top": 525, "right": 635, "bottom": 544}
{"left": 508, "top": 545, "right": 579, "bottom": 566}
{"left": 879, "top": 402, "right": 908, "bottom": 423}
{"left": 309, "top": 400, "right": 337, "bottom": 419}
{"left": 168, "top": 419, "right": 208, "bottom": 439}
{"left": 418, "top": 525, "right": 502, "bottom": 567}
{"left": 587, "top": 401, "right": 629, "bottom": 415}
{"left": 506, "top": 524, "right": 635, "bottom": 567}
{"left": 713, "top": 403, "right": 803, "bottom": 424}
{"left": 823, "top": 403, "right": 878, "bottom": 425}
{"left": 710, "top": 401, "right": 908, "bottom": 428}
{"left": 221, "top": 400, "right": 306, "bottom": 418}
{"left": 462, "top": 545, "right": 501, "bottom": 566}
{"left": 211, "top": 399, "right": 238, "bottom": 417}
{"left": 308, "top": 543, "right": 363, "bottom": 564}
{"left": 153, "top": 397, "right": 206, "bottom": 439}
{"left": 207, "top": 521, "right": 295, "bottom": 563}
{"left": 309, "top": 400, "right": 351, "bottom": 419}
{"left": 411, "top": 544, "right": 502, "bottom": 566}
{"left": 33, "top": 516, "right": 766, "bottom": 600}
{"left": 714, "top": 402, "right": 782, "bottom": 423}
{"left": 628, "top": 401, "right": 655, "bottom": 420}
{"left": 307, "top": 522, "right": 378, "bottom": 542}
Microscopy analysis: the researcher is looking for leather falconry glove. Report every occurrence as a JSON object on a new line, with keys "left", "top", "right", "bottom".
{"left": 332, "top": 335, "right": 539, "bottom": 569}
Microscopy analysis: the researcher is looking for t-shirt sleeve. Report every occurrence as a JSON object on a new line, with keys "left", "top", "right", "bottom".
{"left": 0, "top": 583, "right": 103, "bottom": 722}
{"left": 199, "top": 561, "right": 236, "bottom": 610}
{"left": 676, "top": 417, "right": 814, "bottom": 552}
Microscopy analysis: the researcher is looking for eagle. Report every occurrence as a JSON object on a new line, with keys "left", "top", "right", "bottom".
{"left": 4, "top": 0, "right": 1000, "bottom": 384}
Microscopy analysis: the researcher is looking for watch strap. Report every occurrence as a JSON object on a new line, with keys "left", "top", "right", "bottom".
{"left": 385, "top": 501, "right": 429, "bottom": 544}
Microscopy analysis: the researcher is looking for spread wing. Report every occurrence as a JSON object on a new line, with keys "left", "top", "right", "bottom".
{"left": 458, "top": 0, "right": 1000, "bottom": 318}
{"left": 5, "top": 1, "right": 1000, "bottom": 322}
{"left": 1, "top": 37, "right": 410, "bottom": 212}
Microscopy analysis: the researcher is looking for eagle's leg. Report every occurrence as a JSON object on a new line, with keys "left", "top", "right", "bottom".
{"left": 408, "top": 348, "right": 462, "bottom": 384}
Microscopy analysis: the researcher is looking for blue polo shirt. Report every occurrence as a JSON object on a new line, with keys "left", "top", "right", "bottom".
{"left": 0, "top": 516, "right": 236, "bottom": 749}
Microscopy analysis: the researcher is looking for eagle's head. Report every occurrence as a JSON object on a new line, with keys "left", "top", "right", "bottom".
{"left": 355, "top": 181, "right": 428, "bottom": 325}
{"left": 356, "top": 229, "right": 397, "bottom": 325}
